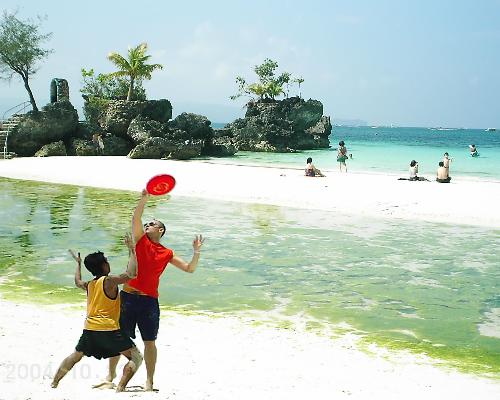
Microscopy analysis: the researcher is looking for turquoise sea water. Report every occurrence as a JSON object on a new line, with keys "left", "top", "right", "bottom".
{"left": 211, "top": 125, "right": 500, "bottom": 180}
{"left": 1, "top": 178, "right": 499, "bottom": 375}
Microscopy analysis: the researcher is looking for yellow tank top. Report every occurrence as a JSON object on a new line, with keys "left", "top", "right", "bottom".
{"left": 84, "top": 276, "right": 120, "bottom": 331}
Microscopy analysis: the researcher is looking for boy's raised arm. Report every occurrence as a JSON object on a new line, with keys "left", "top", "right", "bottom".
{"left": 106, "top": 233, "right": 138, "bottom": 286}
{"left": 132, "top": 189, "right": 148, "bottom": 243}
{"left": 69, "top": 249, "right": 88, "bottom": 291}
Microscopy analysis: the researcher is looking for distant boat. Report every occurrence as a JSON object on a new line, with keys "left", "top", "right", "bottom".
{"left": 485, "top": 128, "right": 496, "bottom": 132}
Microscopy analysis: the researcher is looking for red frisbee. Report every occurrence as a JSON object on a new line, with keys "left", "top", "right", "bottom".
{"left": 146, "top": 174, "right": 176, "bottom": 196}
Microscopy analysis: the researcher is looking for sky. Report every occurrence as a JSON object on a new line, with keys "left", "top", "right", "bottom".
{"left": 1, "top": 0, "right": 499, "bottom": 128}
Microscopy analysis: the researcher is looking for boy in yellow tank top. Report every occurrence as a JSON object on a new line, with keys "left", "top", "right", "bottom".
{"left": 51, "top": 234, "right": 143, "bottom": 392}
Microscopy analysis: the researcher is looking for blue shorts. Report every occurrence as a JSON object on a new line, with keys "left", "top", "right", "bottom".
{"left": 119, "top": 290, "right": 160, "bottom": 341}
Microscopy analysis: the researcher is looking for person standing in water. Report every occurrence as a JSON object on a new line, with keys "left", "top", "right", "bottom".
{"left": 106, "top": 189, "right": 204, "bottom": 392}
{"left": 337, "top": 141, "right": 348, "bottom": 172}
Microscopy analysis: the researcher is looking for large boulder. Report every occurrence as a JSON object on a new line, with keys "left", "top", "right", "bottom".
{"left": 35, "top": 141, "right": 67, "bottom": 157}
{"left": 169, "top": 113, "right": 213, "bottom": 141}
{"left": 128, "top": 137, "right": 174, "bottom": 159}
{"left": 127, "top": 116, "right": 166, "bottom": 144}
{"left": 167, "top": 140, "right": 203, "bottom": 160}
{"left": 72, "top": 139, "right": 97, "bottom": 156}
{"left": 100, "top": 99, "right": 172, "bottom": 136}
{"left": 202, "top": 134, "right": 238, "bottom": 157}
{"left": 8, "top": 101, "right": 79, "bottom": 156}
{"left": 225, "top": 96, "right": 331, "bottom": 152}
{"left": 102, "top": 134, "right": 134, "bottom": 156}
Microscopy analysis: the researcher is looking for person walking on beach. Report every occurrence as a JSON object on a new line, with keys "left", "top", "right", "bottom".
{"left": 436, "top": 161, "right": 451, "bottom": 183}
{"left": 337, "top": 141, "right": 348, "bottom": 172}
{"left": 305, "top": 157, "right": 325, "bottom": 177}
{"left": 51, "top": 234, "right": 142, "bottom": 392}
{"left": 106, "top": 189, "right": 204, "bottom": 392}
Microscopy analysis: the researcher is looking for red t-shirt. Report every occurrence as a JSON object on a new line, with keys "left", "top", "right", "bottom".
{"left": 127, "top": 234, "right": 174, "bottom": 298}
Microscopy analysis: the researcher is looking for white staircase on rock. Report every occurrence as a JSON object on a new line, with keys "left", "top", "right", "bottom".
{"left": 1, "top": 101, "right": 30, "bottom": 160}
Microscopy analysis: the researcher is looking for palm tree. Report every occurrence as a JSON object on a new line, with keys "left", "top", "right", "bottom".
{"left": 107, "top": 43, "right": 163, "bottom": 101}
{"left": 294, "top": 77, "right": 304, "bottom": 98}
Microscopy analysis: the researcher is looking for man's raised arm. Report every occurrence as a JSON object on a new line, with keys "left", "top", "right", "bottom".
{"left": 133, "top": 189, "right": 149, "bottom": 243}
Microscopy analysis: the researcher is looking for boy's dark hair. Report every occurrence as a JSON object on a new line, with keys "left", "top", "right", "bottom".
{"left": 84, "top": 251, "right": 107, "bottom": 277}
{"left": 339, "top": 140, "right": 345, "bottom": 146}
{"left": 444, "top": 152, "right": 449, "bottom": 156}
{"left": 439, "top": 161, "right": 444, "bottom": 167}
{"left": 306, "top": 157, "right": 313, "bottom": 164}
{"left": 410, "top": 160, "right": 417, "bottom": 167}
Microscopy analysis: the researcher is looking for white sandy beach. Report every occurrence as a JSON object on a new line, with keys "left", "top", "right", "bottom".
{"left": 1, "top": 298, "right": 500, "bottom": 400}
{"left": 1, "top": 156, "right": 500, "bottom": 399}
{"left": 0, "top": 156, "right": 500, "bottom": 228}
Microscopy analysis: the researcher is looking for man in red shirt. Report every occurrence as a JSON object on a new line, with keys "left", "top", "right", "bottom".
{"left": 106, "top": 189, "right": 204, "bottom": 391}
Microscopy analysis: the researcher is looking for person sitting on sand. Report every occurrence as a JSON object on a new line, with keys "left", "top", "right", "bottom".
{"left": 337, "top": 141, "right": 348, "bottom": 172}
{"left": 436, "top": 161, "right": 451, "bottom": 183}
{"left": 305, "top": 157, "right": 325, "bottom": 177}
{"left": 408, "top": 160, "right": 429, "bottom": 181}
{"left": 51, "top": 234, "right": 142, "bottom": 392}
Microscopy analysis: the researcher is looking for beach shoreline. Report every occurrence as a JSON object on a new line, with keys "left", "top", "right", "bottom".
{"left": 1, "top": 156, "right": 499, "bottom": 228}
{"left": 1, "top": 156, "right": 500, "bottom": 398}
{"left": 1, "top": 296, "right": 499, "bottom": 400}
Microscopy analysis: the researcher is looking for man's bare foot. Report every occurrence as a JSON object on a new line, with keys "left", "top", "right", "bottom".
{"left": 50, "top": 381, "right": 58, "bottom": 388}
{"left": 116, "top": 384, "right": 125, "bottom": 392}
{"left": 92, "top": 381, "right": 116, "bottom": 389}
{"left": 144, "top": 380, "right": 154, "bottom": 391}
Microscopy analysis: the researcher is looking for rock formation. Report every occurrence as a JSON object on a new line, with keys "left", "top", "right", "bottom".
{"left": 224, "top": 96, "right": 331, "bottom": 152}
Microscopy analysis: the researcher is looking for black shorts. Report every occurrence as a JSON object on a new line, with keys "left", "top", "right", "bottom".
{"left": 119, "top": 290, "right": 160, "bottom": 341}
{"left": 75, "top": 329, "right": 135, "bottom": 359}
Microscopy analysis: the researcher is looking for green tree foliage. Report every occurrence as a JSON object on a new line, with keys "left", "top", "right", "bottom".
{"left": 106, "top": 43, "right": 163, "bottom": 101}
{"left": 80, "top": 68, "right": 147, "bottom": 129}
{"left": 230, "top": 59, "right": 301, "bottom": 102}
{"left": 80, "top": 68, "right": 146, "bottom": 100}
{"left": 0, "top": 10, "right": 53, "bottom": 112}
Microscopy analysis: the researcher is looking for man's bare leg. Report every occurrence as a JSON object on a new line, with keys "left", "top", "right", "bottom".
{"left": 51, "top": 351, "right": 84, "bottom": 388}
{"left": 144, "top": 340, "right": 157, "bottom": 391}
{"left": 115, "top": 347, "right": 143, "bottom": 393}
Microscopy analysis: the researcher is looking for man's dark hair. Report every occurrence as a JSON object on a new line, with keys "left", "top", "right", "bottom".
{"left": 306, "top": 157, "right": 312, "bottom": 164}
{"left": 157, "top": 220, "right": 166, "bottom": 237}
{"left": 410, "top": 160, "right": 417, "bottom": 167}
{"left": 444, "top": 152, "right": 449, "bottom": 156}
{"left": 84, "top": 251, "right": 106, "bottom": 277}
{"left": 439, "top": 161, "right": 444, "bottom": 167}
{"left": 339, "top": 140, "right": 345, "bottom": 146}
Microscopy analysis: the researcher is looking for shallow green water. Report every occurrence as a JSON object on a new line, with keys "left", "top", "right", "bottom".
{"left": 1, "top": 178, "right": 499, "bottom": 374}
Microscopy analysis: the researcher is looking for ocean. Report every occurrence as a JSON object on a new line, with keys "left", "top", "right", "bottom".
{"left": 1, "top": 178, "right": 499, "bottom": 375}
{"left": 211, "top": 124, "right": 500, "bottom": 180}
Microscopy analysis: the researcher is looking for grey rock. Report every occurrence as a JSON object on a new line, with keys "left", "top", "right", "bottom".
{"left": 72, "top": 139, "right": 97, "bottom": 156}
{"left": 169, "top": 113, "right": 213, "bottom": 141}
{"left": 167, "top": 140, "right": 203, "bottom": 160}
{"left": 128, "top": 137, "right": 174, "bottom": 159}
{"left": 127, "top": 117, "right": 166, "bottom": 144}
{"left": 226, "top": 96, "right": 331, "bottom": 152}
{"left": 35, "top": 141, "right": 67, "bottom": 157}
{"left": 100, "top": 99, "right": 172, "bottom": 136}
{"left": 202, "top": 136, "right": 238, "bottom": 157}
{"left": 8, "top": 101, "right": 79, "bottom": 156}
{"left": 102, "top": 134, "right": 134, "bottom": 156}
